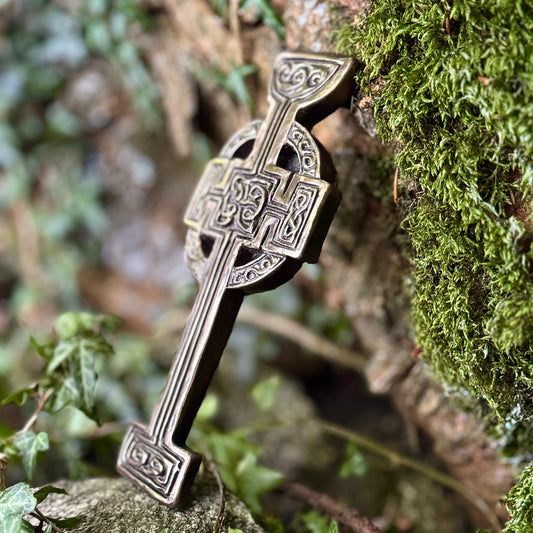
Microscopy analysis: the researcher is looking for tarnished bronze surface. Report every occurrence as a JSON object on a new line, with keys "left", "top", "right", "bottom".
{"left": 117, "top": 52, "right": 356, "bottom": 507}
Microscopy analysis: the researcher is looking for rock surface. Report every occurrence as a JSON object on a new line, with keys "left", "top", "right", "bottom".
{"left": 36, "top": 475, "right": 266, "bottom": 533}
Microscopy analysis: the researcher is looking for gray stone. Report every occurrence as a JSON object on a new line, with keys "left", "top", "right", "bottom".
{"left": 36, "top": 474, "right": 266, "bottom": 533}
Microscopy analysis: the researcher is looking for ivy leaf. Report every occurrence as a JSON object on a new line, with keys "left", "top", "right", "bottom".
{"left": 300, "top": 510, "right": 339, "bottom": 533}
{"left": 55, "top": 312, "right": 98, "bottom": 340}
{"left": 48, "top": 376, "right": 80, "bottom": 413}
{"left": 29, "top": 335, "right": 53, "bottom": 361}
{"left": 77, "top": 338, "right": 98, "bottom": 416}
{"left": 1, "top": 387, "right": 35, "bottom": 407}
{"left": 206, "top": 64, "right": 257, "bottom": 110}
{"left": 0, "top": 482, "right": 37, "bottom": 533}
{"left": 46, "top": 331, "right": 113, "bottom": 419}
{"left": 339, "top": 442, "right": 366, "bottom": 478}
{"left": 0, "top": 421, "right": 15, "bottom": 439}
{"left": 203, "top": 430, "right": 283, "bottom": 513}
{"left": 329, "top": 522, "right": 340, "bottom": 533}
{"left": 233, "top": 451, "right": 284, "bottom": 513}
{"left": 196, "top": 393, "right": 219, "bottom": 421}
{"left": 49, "top": 516, "right": 82, "bottom": 529}
{"left": 47, "top": 339, "right": 78, "bottom": 374}
{"left": 33, "top": 484, "right": 67, "bottom": 504}
{"left": 13, "top": 431, "right": 50, "bottom": 480}
{"left": 251, "top": 375, "right": 280, "bottom": 411}
{"left": 241, "top": 0, "right": 285, "bottom": 40}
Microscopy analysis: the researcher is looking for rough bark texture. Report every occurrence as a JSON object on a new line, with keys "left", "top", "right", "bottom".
{"left": 35, "top": 475, "right": 265, "bottom": 533}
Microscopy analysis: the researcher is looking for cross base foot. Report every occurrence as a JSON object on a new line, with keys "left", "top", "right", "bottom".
{"left": 117, "top": 423, "right": 201, "bottom": 508}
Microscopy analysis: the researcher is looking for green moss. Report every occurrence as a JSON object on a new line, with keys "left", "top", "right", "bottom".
{"left": 503, "top": 461, "right": 533, "bottom": 532}
{"left": 337, "top": 1, "right": 533, "bottom": 423}
{"left": 336, "top": 1, "right": 533, "bottom": 525}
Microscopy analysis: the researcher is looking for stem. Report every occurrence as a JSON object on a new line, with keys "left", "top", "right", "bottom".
{"left": 195, "top": 440, "right": 226, "bottom": 533}
{"left": 18, "top": 388, "right": 54, "bottom": 435}
{"left": 30, "top": 508, "right": 64, "bottom": 533}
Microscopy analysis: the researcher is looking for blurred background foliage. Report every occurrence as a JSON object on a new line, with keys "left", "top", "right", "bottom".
{"left": 0, "top": 1, "right": 366, "bottom": 531}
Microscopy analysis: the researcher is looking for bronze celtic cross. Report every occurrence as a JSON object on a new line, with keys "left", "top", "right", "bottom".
{"left": 117, "top": 52, "right": 356, "bottom": 507}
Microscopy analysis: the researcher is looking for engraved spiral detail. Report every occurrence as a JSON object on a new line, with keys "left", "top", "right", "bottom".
{"left": 129, "top": 441, "right": 169, "bottom": 484}
{"left": 228, "top": 253, "right": 283, "bottom": 288}
{"left": 273, "top": 60, "right": 339, "bottom": 101}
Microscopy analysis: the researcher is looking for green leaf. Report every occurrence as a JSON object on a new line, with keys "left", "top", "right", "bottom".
{"left": 78, "top": 338, "right": 98, "bottom": 416}
{"left": 206, "top": 64, "right": 257, "bottom": 110}
{"left": 0, "top": 421, "right": 15, "bottom": 439}
{"left": 241, "top": 0, "right": 285, "bottom": 40}
{"left": 45, "top": 328, "right": 113, "bottom": 419}
{"left": 0, "top": 483, "right": 37, "bottom": 533}
{"left": 338, "top": 442, "right": 366, "bottom": 478}
{"left": 196, "top": 393, "right": 219, "bottom": 421}
{"left": 329, "top": 522, "right": 340, "bottom": 533}
{"left": 228, "top": 529, "right": 244, "bottom": 533}
{"left": 251, "top": 375, "right": 280, "bottom": 411}
{"left": 233, "top": 451, "right": 284, "bottom": 513}
{"left": 33, "top": 484, "right": 67, "bottom": 504}
{"left": 29, "top": 336, "right": 53, "bottom": 361}
{"left": 300, "top": 511, "right": 339, "bottom": 533}
{"left": 13, "top": 431, "right": 50, "bottom": 480}
{"left": 1, "top": 387, "right": 35, "bottom": 407}
{"left": 49, "top": 516, "right": 82, "bottom": 529}
{"left": 204, "top": 430, "right": 283, "bottom": 513}
{"left": 44, "top": 524, "right": 53, "bottom": 533}
{"left": 47, "top": 339, "right": 78, "bottom": 374}
{"left": 99, "top": 313, "right": 122, "bottom": 334}
{"left": 55, "top": 312, "right": 97, "bottom": 340}
{"left": 48, "top": 377, "right": 80, "bottom": 413}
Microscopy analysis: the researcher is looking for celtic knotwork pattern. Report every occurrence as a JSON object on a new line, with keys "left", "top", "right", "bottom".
{"left": 216, "top": 175, "right": 271, "bottom": 233}
{"left": 288, "top": 122, "right": 318, "bottom": 178}
{"left": 275, "top": 184, "right": 318, "bottom": 250}
{"left": 273, "top": 59, "right": 340, "bottom": 101}
{"left": 120, "top": 425, "right": 182, "bottom": 498}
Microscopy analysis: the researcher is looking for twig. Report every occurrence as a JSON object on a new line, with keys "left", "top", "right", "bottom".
{"left": 159, "top": 305, "right": 367, "bottom": 373}
{"left": 18, "top": 388, "right": 54, "bottom": 435}
{"left": 312, "top": 419, "right": 502, "bottom": 532}
{"left": 196, "top": 442, "right": 226, "bottom": 533}
{"left": 393, "top": 167, "right": 400, "bottom": 204}
{"left": 238, "top": 304, "right": 367, "bottom": 372}
{"left": 30, "top": 508, "right": 64, "bottom": 533}
{"left": 0, "top": 453, "right": 8, "bottom": 491}
{"left": 280, "top": 479, "right": 381, "bottom": 533}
